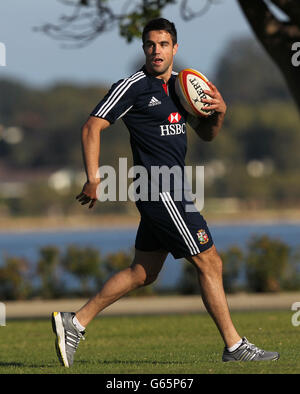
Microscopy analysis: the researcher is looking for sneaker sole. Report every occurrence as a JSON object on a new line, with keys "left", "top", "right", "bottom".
{"left": 223, "top": 354, "right": 280, "bottom": 362}
{"left": 271, "top": 354, "right": 280, "bottom": 361}
{"left": 51, "top": 312, "right": 69, "bottom": 368}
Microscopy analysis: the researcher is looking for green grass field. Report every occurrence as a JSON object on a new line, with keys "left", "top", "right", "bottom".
{"left": 0, "top": 310, "right": 299, "bottom": 374}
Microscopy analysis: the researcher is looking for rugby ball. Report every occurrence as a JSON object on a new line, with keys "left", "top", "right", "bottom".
{"left": 175, "top": 68, "right": 214, "bottom": 117}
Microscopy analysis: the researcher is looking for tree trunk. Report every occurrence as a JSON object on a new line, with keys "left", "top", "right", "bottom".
{"left": 237, "top": 0, "right": 300, "bottom": 113}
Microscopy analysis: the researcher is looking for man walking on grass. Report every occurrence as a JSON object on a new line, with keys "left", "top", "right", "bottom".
{"left": 52, "top": 18, "right": 279, "bottom": 367}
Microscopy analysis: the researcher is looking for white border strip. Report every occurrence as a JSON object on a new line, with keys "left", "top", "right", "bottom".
{"left": 160, "top": 192, "right": 200, "bottom": 255}
{"left": 95, "top": 72, "right": 145, "bottom": 118}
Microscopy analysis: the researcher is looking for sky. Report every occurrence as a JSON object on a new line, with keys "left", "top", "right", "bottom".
{"left": 0, "top": 0, "right": 255, "bottom": 88}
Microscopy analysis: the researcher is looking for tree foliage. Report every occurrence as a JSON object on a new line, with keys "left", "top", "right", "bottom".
{"left": 37, "top": 0, "right": 300, "bottom": 112}
{"left": 0, "top": 236, "right": 299, "bottom": 299}
{"left": 37, "top": 246, "right": 62, "bottom": 298}
{"left": 0, "top": 245, "right": 157, "bottom": 300}
{"left": 37, "top": 0, "right": 215, "bottom": 46}
{"left": 62, "top": 245, "right": 104, "bottom": 296}
{"left": 245, "top": 235, "right": 300, "bottom": 292}
{"left": 0, "top": 256, "right": 32, "bottom": 300}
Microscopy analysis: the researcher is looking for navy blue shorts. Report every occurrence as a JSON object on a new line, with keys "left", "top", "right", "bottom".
{"left": 135, "top": 192, "right": 214, "bottom": 259}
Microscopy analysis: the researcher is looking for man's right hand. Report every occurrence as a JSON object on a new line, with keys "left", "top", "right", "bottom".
{"left": 76, "top": 180, "right": 100, "bottom": 209}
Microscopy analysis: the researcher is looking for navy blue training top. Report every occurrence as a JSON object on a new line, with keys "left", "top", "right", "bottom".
{"left": 91, "top": 66, "right": 189, "bottom": 197}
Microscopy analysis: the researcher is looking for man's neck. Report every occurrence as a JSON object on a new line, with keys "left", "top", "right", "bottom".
{"left": 145, "top": 65, "right": 173, "bottom": 84}
{"left": 156, "top": 72, "right": 172, "bottom": 84}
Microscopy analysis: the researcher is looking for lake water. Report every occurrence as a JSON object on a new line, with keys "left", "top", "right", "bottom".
{"left": 0, "top": 223, "right": 299, "bottom": 289}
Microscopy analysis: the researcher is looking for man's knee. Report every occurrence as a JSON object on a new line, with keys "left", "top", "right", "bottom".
{"left": 143, "top": 272, "right": 159, "bottom": 286}
{"left": 187, "top": 246, "right": 223, "bottom": 276}
{"left": 129, "top": 263, "right": 159, "bottom": 287}
{"left": 130, "top": 249, "right": 168, "bottom": 287}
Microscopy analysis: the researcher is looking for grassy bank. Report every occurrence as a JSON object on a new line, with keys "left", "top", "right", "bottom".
{"left": 0, "top": 310, "right": 299, "bottom": 374}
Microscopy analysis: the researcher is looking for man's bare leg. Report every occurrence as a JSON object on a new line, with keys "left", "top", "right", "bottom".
{"left": 186, "top": 245, "right": 241, "bottom": 348}
{"left": 75, "top": 249, "right": 168, "bottom": 327}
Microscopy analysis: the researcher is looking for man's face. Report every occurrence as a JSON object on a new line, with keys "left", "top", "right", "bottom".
{"left": 143, "top": 30, "right": 178, "bottom": 77}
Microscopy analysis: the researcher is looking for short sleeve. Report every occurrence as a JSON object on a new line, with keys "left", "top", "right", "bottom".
{"left": 90, "top": 72, "right": 146, "bottom": 124}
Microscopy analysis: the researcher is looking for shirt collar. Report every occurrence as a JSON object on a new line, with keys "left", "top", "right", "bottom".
{"left": 141, "top": 65, "right": 172, "bottom": 85}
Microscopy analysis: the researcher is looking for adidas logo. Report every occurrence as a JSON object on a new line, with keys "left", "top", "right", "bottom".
{"left": 148, "top": 96, "right": 162, "bottom": 107}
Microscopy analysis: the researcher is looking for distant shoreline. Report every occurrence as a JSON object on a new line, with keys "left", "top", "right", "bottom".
{"left": 1, "top": 210, "right": 300, "bottom": 233}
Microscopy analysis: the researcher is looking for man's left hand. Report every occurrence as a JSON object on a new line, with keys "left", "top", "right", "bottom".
{"left": 201, "top": 81, "right": 227, "bottom": 115}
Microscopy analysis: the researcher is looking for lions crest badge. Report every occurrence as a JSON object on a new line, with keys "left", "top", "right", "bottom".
{"left": 197, "top": 229, "right": 209, "bottom": 245}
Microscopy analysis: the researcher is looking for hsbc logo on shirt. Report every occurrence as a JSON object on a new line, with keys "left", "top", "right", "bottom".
{"left": 168, "top": 112, "right": 181, "bottom": 124}
{"left": 160, "top": 113, "right": 186, "bottom": 137}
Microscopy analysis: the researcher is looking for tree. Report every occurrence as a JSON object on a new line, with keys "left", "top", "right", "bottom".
{"left": 237, "top": 0, "right": 300, "bottom": 115}
{"left": 38, "top": 0, "right": 300, "bottom": 112}
{"left": 178, "top": 261, "right": 200, "bottom": 295}
{"left": 245, "top": 235, "right": 293, "bottom": 292}
{"left": 214, "top": 37, "right": 291, "bottom": 105}
{"left": 0, "top": 256, "right": 32, "bottom": 300}
{"left": 36, "top": 0, "right": 212, "bottom": 47}
{"left": 220, "top": 246, "right": 243, "bottom": 293}
{"left": 37, "top": 246, "right": 62, "bottom": 298}
{"left": 62, "top": 245, "right": 104, "bottom": 296}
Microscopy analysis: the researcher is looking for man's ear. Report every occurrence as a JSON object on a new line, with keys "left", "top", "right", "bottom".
{"left": 173, "top": 43, "right": 179, "bottom": 56}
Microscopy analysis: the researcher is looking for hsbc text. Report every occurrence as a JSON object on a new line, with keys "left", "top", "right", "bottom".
{"left": 160, "top": 123, "right": 187, "bottom": 137}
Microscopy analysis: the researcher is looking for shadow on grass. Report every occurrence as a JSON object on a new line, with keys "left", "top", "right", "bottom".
{"left": 0, "top": 362, "right": 24, "bottom": 367}
{"left": 77, "top": 359, "right": 188, "bottom": 366}
{"left": 0, "top": 361, "right": 66, "bottom": 369}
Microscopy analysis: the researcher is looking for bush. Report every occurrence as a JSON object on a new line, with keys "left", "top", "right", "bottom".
{"left": 0, "top": 256, "right": 32, "bottom": 300}
{"left": 220, "top": 246, "right": 244, "bottom": 293}
{"left": 245, "top": 235, "right": 300, "bottom": 292}
{"left": 36, "top": 246, "right": 62, "bottom": 298}
{"left": 178, "top": 262, "right": 200, "bottom": 295}
{"left": 62, "top": 245, "right": 104, "bottom": 297}
{"left": 1, "top": 235, "right": 299, "bottom": 300}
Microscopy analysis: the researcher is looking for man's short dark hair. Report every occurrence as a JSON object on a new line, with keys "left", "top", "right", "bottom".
{"left": 142, "top": 18, "right": 177, "bottom": 45}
